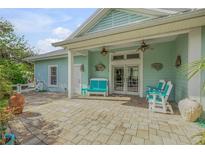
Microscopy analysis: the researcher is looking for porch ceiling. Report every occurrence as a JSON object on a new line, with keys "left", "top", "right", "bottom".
{"left": 78, "top": 35, "right": 178, "bottom": 53}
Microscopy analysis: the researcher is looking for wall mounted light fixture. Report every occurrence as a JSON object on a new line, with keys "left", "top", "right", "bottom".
{"left": 175, "top": 55, "right": 181, "bottom": 68}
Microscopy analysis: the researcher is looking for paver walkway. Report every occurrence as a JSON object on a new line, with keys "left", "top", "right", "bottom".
{"left": 9, "top": 92, "right": 204, "bottom": 145}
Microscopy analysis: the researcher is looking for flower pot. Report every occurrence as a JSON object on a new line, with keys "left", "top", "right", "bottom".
{"left": 9, "top": 93, "right": 25, "bottom": 114}
{"left": 0, "top": 133, "right": 15, "bottom": 145}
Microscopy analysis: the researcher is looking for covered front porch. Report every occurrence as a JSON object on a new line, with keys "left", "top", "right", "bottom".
{"left": 68, "top": 28, "right": 201, "bottom": 105}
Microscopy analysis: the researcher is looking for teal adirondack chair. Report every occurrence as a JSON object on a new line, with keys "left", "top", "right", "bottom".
{"left": 146, "top": 80, "right": 166, "bottom": 99}
{"left": 147, "top": 81, "right": 173, "bottom": 114}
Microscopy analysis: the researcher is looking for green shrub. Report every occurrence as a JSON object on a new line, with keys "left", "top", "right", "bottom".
{"left": 0, "top": 65, "right": 12, "bottom": 99}
{"left": 0, "top": 99, "right": 8, "bottom": 110}
{"left": 0, "top": 60, "right": 33, "bottom": 84}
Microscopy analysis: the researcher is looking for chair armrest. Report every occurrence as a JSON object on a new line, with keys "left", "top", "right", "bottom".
{"left": 149, "top": 92, "right": 166, "bottom": 103}
{"left": 148, "top": 89, "right": 162, "bottom": 95}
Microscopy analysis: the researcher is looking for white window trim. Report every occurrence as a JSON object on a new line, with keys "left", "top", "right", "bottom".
{"left": 48, "top": 65, "right": 58, "bottom": 87}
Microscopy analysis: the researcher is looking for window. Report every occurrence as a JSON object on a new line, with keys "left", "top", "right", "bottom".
{"left": 48, "top": 65, "right": 58, "bottom": 86}
{"left": 126, "top": 53, "right": 140, "bottom": 59}
{"left": 112, "top": 55, "right": 124, "bottom": 61}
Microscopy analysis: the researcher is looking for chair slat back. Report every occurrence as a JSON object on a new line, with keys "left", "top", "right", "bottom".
{"left": 157, "top": 80, "right": 166, "bottom": 90}
{"left": 162, "top": 81, "right": 173, "bottom": 101}
{"left": 89, "top": 78, "right": 108, "bottom": 90}
{"left": 99, "top": 80, "right": 107, "bottom": 90}
{"left": 90, "top": 80, "right": 99, "bottom": 89}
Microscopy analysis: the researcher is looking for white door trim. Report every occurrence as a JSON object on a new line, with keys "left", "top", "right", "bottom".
{"left": 109, "top": 50, "right": 143, "bottom": 97}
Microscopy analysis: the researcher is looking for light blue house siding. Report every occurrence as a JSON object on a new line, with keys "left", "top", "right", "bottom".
{"left": 143, "top": 34, "right": 188, "bottom": 102}
{"left": 88, "top": 51, "right": 109, "bottom": 79}
{"left": 34, "top": 58, "right": 68, "bottom": 92}
{"left": 34, "top": 56, "right": 89, "bottom": 92}
{"left": 143, "top": 41, "right": 176, "bottom": 101}
{"left": 174, "top": 34, "right": 188, "bottom": 102}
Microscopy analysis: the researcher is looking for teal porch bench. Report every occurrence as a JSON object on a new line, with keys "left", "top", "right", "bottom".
{"left": 86, "top": 78, "right": 108, "bottom": 96}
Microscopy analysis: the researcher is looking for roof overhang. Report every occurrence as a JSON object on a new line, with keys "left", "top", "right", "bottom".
{"left": 53, "top": 9, "right": 205, "bottom": 51}
{"left": 24, "top": 53, "right": 68, "bottom": 62}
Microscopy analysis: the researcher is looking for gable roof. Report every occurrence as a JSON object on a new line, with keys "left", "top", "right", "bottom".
{"left": 66, "top": 8, "right": 194, "bottom": 39}
{"left": 53, "top": 8, "right": 200, "bottom": 47}
{"left": 74, "top": 9, "right": 156, "bottom": 37}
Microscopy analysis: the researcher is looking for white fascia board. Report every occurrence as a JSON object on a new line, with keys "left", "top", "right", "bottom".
{"left": 27, "top": 55, "right": 68, "bottom": 62}
{"left": 67, "top": 8, "right": 107, "bottom": 39}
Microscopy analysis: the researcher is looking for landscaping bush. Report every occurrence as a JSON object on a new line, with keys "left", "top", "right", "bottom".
{"left": 0, "top": 60, "right": 33, "bottom": 84}
{"left": 0, "top": 65, "right": 12, "bottom": 99}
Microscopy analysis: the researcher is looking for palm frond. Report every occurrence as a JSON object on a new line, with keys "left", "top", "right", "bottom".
{"left": 185, "top": 57, "right": 205, "bottom": 91}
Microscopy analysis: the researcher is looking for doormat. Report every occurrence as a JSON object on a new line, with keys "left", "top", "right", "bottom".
{"left": 195, "top": 118, "right": 205, "bottom": 128}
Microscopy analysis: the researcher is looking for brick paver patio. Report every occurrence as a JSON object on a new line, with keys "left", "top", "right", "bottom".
{"left": 9, "top": 92, "right": 204, "bottom": 145}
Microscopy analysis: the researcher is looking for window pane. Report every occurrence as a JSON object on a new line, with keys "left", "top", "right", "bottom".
{"left": 113, "top": 55, "right": 124, "bottom": 60}
{"left": 51, "top": 67, "right": 56, "bottom": 75}
{"left": 51, "top": 76, "right": 57, "bottom": 85}
{"left": 127, "top": 53, "right": 140, "bottom": 59}
{"left": 50, "top": 66, "right": 57, "bottom": 85}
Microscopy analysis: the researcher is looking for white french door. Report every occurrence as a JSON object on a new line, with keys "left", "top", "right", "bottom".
{"left": 112, "top": 65, "right": 139, "bottom": 95}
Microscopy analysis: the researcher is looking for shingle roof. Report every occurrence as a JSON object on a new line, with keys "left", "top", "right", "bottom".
{"left": 24, "top": 49, "right": 67, "bottom": 61}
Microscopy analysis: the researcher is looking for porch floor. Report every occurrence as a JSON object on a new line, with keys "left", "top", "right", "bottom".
{"left": 9, "top": 92, "right": 204, "bottom": 145}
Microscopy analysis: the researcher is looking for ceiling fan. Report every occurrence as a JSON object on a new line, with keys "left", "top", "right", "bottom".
{"left": 137, "top": 40, "right": 153, "bottom": 52}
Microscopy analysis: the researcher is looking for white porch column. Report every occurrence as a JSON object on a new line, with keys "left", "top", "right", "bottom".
{"left": 188, "top": 27, "right": 202, "bottom": 101}
{"left": 68, "top": 48, "right": 74, "bottom": 98}
{"left": 139, "top": 51, "right": 144, "bottom": 98}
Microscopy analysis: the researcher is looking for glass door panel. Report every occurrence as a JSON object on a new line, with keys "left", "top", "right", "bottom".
{"left": 126, "top": 66, "right": 139, "bottom": 93}
{"left": 113, "top": 67, "right": 124, "bottom": 92}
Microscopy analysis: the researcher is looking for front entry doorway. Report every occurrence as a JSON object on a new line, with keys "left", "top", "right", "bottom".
{"left": 112, "top": 65, "right": 139, "bottom": 95}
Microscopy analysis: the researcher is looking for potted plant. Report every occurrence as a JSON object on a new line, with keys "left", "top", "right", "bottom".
{"left": 9, "top": 92, "right": 25, "bottom": 114}
{"left": 0, "top": 107, "right": 15, "bottom": 145}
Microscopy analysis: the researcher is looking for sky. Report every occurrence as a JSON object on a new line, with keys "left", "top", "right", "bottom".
{"left": 0, "top": 8, "right": 96, "bottom": 54}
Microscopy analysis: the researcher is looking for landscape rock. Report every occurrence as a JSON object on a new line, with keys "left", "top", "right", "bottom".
{"left": 178, "top": 98, "right": 203, "bottom": 122}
